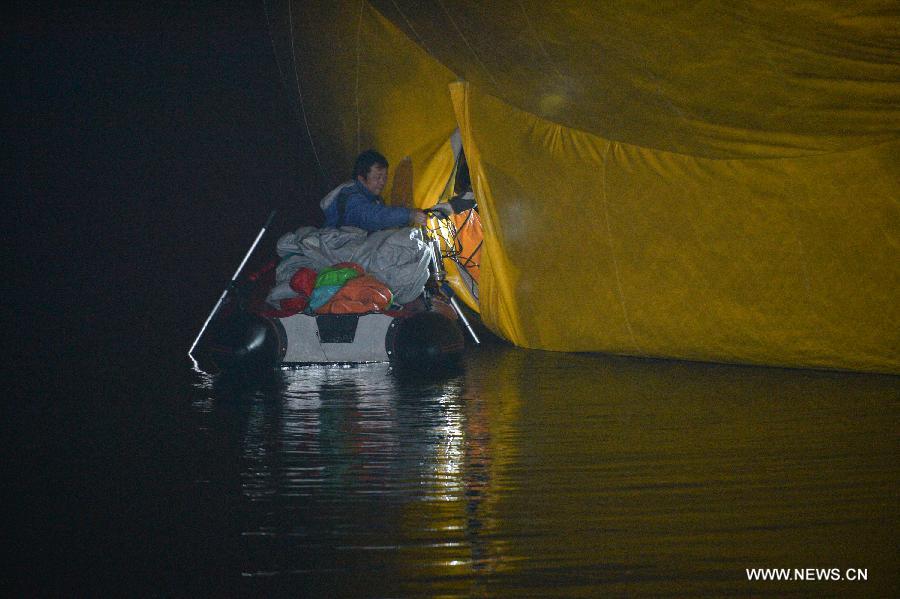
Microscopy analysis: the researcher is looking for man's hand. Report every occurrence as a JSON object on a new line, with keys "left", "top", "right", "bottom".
{"left": 410, "top": 209, "right": 427, "bottom": 226}
{"left": 431, "top": 202, "right": 454, "bottom": 216}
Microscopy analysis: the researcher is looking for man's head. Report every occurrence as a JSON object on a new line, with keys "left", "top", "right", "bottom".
{"left": 353, "top": 149, "right": 389, "bottom": 196}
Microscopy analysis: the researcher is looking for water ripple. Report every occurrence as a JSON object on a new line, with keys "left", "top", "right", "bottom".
{"left": 190, "top": 347, "right": 899, "bottom": 596}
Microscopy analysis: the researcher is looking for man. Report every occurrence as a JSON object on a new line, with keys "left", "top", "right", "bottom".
{"left": 321, "top": 149, "right": 427, "bottom": 231}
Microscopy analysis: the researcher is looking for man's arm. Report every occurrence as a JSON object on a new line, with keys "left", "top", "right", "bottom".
{"left": 343, "top": 192, "right": 416, "bottom": 231}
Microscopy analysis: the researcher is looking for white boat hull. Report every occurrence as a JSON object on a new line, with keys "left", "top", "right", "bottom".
{"left": 280, "top": 313, "right": 395, "bottom": 363}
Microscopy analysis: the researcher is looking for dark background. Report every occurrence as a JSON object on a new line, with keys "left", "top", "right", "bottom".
{"left": 10, "top": 1, "right": 322, "bottom": 377}
{"left": 9, "top": 2, "right": 324, "bottom": 593}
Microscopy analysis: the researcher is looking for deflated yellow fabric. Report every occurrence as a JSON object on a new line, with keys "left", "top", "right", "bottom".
{"left": 453, "top": 83, "right": 898, "bottom": 372}
{"left": 372, "top": 0, "right": 899, "bottom": 159}
{"left": 288, "top": 1, "right": 899, "bottom": 372}
{"left": 288, "top": 1, "right": 457, "bottom": 205}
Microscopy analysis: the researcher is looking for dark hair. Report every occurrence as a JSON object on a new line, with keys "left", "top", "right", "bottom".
{"left": 353, "top": 149, "right": 388, "bottom": 179}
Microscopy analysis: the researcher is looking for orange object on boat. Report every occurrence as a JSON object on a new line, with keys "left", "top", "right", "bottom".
{"left": 316, "top": 275, "right": 393, "bottom": 315}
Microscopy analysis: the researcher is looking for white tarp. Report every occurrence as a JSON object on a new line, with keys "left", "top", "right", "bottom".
{"left": 266, "top": 226, "right": 431, "bottom": 307}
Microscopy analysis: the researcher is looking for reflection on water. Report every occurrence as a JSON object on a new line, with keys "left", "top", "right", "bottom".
{"left": 192, "top": 347, "right": 898, "bottom": 596}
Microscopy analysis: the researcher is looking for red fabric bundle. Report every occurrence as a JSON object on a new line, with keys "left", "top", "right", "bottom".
{"left": 279, "top": 295, "right": 309, "bottom": 313}
{"left": 289, "top": 267, "right": 317, "bottom": 295}
{"left": 273, "top": 267, "right": 318, "bottom": 314}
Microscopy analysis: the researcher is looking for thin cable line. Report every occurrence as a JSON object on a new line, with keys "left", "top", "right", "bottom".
{"left": 390, "top": 0, "right": 434, "bottom": 56}
{"left": 263, "top": 0, "right": 287, "bottom": 86}
{"left": 263, "top": 1, "right": 308, "bottom": 132}
{"left": 355, "top": 0, "right": 364, "bottom": 154}
{"left": 435, "top": 0, "right": 501, "bottom": 90}
{"left": 517, "top": 1, "right": 564, "bottom": 79}
{"left": 288, "top": 0, "right": 327, "bottom": 181}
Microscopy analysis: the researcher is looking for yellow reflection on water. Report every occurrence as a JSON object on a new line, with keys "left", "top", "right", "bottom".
{"left": 194, "top": 349, "right": 898, "bottom": 596}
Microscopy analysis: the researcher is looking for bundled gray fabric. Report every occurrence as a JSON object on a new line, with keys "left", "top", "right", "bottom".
{"left": 266, "top": 226, "right": 431, "bottom": 307}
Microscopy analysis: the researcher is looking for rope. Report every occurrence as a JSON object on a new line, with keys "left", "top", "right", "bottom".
{"left": 263, "top": 0, "right": 312, "bottom": 161}
{"left": 288, "top": 0, "right": 327, "bottom": 182}
{"left": 517, "top": 1, "right": 565, "bottom": 79}
{"left": 263, "top": 1, "right": 289, "bottom": 93}
{"left": 355, "top": 0, "right": 364, "bottom": 155}
{"left": 435, "top": 0, "right": 501, "bottom": 90}
{"left": 390, "top": 0, "right": 434, "bottom": 56}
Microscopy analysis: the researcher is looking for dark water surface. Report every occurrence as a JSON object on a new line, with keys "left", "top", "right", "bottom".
{"left": 15, "top": 343, "right": 896, "bottom": 596}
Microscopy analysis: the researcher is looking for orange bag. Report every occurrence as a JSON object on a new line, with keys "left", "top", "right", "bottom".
{"left": 316, "top": 275, "right": 393, "bottom": 314}
{"left": 451, "top": 210, "right": 482, "bottom": 282}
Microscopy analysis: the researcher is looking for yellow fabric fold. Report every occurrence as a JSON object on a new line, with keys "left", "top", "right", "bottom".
{"left": 452, "top": 82, "right": 898, "bottom": 372}
{"left": 289, "top": 1, "right": 458, "bottom": 205}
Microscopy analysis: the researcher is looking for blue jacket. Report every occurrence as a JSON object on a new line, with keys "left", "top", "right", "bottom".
{"left": 322, "top": 180, "right": 412, "bottom": 231}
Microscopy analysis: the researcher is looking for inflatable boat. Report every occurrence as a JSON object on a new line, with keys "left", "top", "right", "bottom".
{"left": 201, "top": 294, "right": 466, "bottom": 373}
{"left": 191, "top": 211, "right": 480, "bottom": 375}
